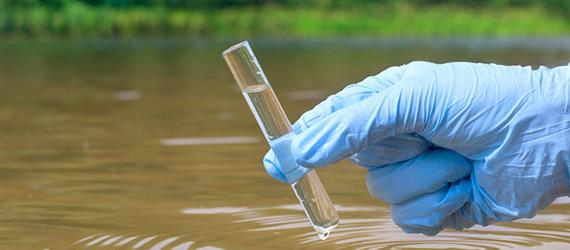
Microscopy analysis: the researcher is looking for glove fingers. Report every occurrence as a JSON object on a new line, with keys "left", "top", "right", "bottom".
{"left": 366, "top": 149, "right": 472, "bottom": 204}
{"left": 292, "top": 66, "right": 405, "bottom": 133}
{"left": 263, "top": 150, "right": 288, "bottom": 183}
{"left": 263, "top": 66, "right": 407, "bottom": 183}
{"left": 350, "top": 134, "right": 430, "bottom": 168}
{"left": 266, "top": 133, "right": 431, "bottom": 183}
{"left": 291, "top": 92, "right": 393, "bottom": 168}
{"left": 291, "top": 62, "right": 444, "bottom": 168}
{"left": 391, "top": 178, "right": 472, "bottom": 236}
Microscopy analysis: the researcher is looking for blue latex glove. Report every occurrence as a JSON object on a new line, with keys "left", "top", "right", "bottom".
{"left": 264, "top": 61, "right": 570, "bottom": 235}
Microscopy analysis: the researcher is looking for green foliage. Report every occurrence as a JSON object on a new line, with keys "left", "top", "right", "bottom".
{"left": 543, "top": 0, "right": 570, "bottom": 16}
{"left": 0, "top": 0, "right": 568, "bottom": 37}
{"left": 0, "top": 0, "right": 567, "bottom": 12}
{"left": 0, "top": 0, "right": 566, "bottom": 8}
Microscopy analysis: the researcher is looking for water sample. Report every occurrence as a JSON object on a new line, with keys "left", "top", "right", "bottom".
{"left": 223, "top": 41, "right": 339, "bottom": 239}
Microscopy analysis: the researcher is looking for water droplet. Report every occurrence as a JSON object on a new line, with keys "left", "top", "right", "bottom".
{"left": 317, "top": 231, "right": 329, "bottom": 240}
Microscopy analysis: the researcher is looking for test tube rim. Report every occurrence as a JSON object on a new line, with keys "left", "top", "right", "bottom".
{"left": 222, "top": 41, "right": 250, "bottom": 57}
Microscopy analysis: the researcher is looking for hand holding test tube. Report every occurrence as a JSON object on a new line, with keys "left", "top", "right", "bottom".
{"left": 223, "top": 41, "right": 339, "bottom": 240}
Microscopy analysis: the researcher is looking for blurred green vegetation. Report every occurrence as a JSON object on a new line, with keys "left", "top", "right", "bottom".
{"left": 0, "top": 0, "right": 569, "bottom": 37}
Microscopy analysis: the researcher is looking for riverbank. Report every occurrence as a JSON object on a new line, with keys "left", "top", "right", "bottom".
{"left": 1, "top": 3, "right": 569, "bottom": 38}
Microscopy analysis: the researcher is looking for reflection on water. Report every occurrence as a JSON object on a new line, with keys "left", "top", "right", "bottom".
{"left": 159, "top": 136, "right": 260, "bottom": 146}
{"left": 285, "top": 90, "right": 327, "bottom": 101}
{"left": 0, "top": 38, "right": 568, "bottom": 249}
{"left": 115, "top": 90, "right": 142, "bottom": 101}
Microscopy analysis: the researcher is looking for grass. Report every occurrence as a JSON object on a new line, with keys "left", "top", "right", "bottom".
{"left": 1, "top": 2, "right": 569, "bottom": 38}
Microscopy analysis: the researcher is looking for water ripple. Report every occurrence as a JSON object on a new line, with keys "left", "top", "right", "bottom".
{"left": 292, "top": 210, "right": 570, "bottom": 249}
{"left": 75, "top": 233, "right": 223, "bottom": 250}
{"left": 73, "top": 202, "right": 570, "bottom": 249}
{"left": 178, "top": 203, "right": 570, "bottom": 249}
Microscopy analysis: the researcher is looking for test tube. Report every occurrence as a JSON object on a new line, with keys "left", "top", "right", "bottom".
{"left": 223, "top": 41, "right": 339, "bottom": 240}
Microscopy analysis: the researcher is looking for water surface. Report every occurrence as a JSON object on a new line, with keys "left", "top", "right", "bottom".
{"left": 0, "top": 38, "right": 569, "bottom": 249}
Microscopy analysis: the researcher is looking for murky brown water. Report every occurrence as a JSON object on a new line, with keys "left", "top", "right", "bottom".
{"left": 0, "top": 38, "right": 569, "bottom": 250}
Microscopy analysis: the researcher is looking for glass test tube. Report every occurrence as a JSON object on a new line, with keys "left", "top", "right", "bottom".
{"left": 223, "top": 41, "right": 339, "bottom": 240}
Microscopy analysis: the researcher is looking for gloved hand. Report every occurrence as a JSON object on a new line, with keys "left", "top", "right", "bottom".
{"left": 263, "top": 61, "right": 570, "bottom": 235}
